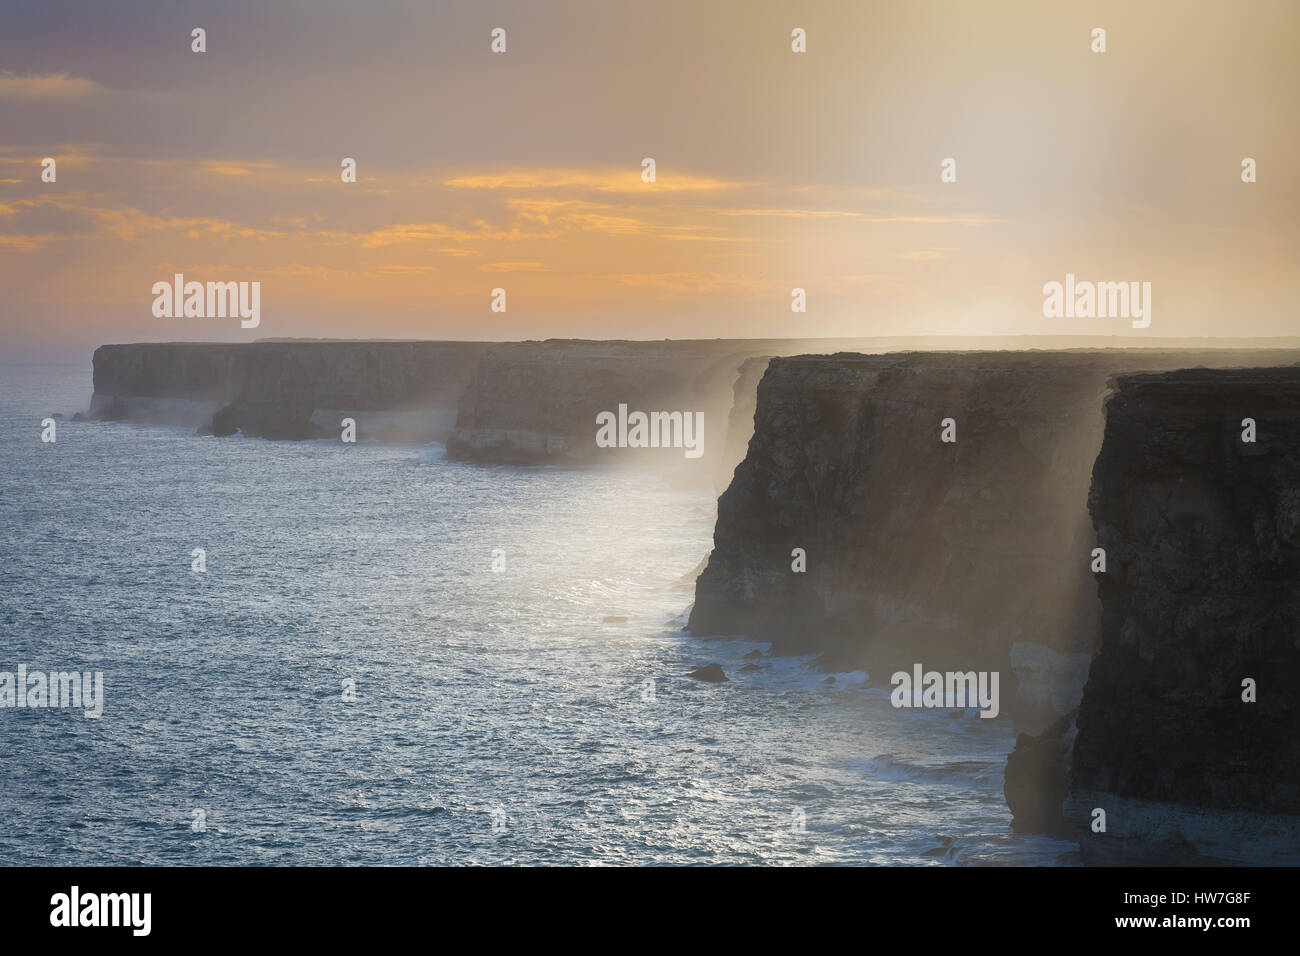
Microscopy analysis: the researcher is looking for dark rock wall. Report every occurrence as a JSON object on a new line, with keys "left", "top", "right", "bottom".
{"left": 1064, "top": 368, "right": 1300, "bottom": 863}
{"left": 689, "top": 349, "right": 1300, "bottom": 678}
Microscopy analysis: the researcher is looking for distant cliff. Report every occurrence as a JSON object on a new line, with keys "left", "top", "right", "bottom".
{"left": 88, "top": 338, "right": 838, "bottom": 462}
{"left": 689, "top": 350, "right": 1300, "bottom": 727}
{"left": 89, "top": 337, "right": 1294, "bottom": 456}
{"left": 443, "top": 339, "right": 780, "bottom": 482}
{"left": 86, "top": 341, "right": 491, "bottom": 440}
{"left": 1060, "top": 368, "right": 1300, "bottom": 863}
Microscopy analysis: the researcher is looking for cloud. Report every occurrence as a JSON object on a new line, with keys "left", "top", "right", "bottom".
{"left": 359, "top": 222, "right": 456, "bottom": 248}
{"left": 708, "top": 207, "right": 862, "bottom": 219}
{"left": 201, "top": 161, "right": 276, "bottom": 177}
{"left": 0, "top": 195, "right": 288, "bottom": 249}
{"left": 0, "top": 72, "right": 103, "bottom": 99}
{"left": 660, "top": 230, "right": 762, "bottom": 243}
{"left": 862, "top": 215, "right": 1009, "bottom": 225}
{"left": 370, "top": 264, "right": 438, "bottom": 275}
{"left": 477, "top": 261, "right": 546, "bottom": 272}
{"left": 506, "top": 198, "right": 646, "bottom": 236}
{"left": 444, "top": 168, "right": 743, "bottom": 193}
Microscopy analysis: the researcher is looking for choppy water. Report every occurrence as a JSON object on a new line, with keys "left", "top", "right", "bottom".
{"left": 0, "top": 364, "right": 1077, "bottom": 865}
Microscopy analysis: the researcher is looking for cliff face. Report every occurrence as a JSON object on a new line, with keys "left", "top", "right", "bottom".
{"left": 1062, "top": 368, "right": 1300, "bottom": 864}
{"left": 438, "top": 337, "right": 1091, "bottom": 480}
{"left": 86, "top": 337, "right": 1022, "bottom": 456}
{"left": 689, "top": 350, "right": 1300, "bottom": 716}
{"left": 690, "top": 352, "right": 1127, "bottom": 673}
{"left": 87, "top": 342, "right": 491, "bottom": 440}
{"left": 444, "top": 340, "right": 774, "bottom": 482}
{"left": 715, "top": 356, "right": 770, "bottom": 490}
{"left": 91, "top": 336, "right": 1291, "bottom": 455}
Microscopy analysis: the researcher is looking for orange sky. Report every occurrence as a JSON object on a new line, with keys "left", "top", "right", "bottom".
{"left": 1, "top": 0, "right": 1297, "bottom": 361}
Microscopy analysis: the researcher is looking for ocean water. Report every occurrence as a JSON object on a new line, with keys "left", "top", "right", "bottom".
{"left": 0, "top": 364, "right": 1078, "bottom": 865}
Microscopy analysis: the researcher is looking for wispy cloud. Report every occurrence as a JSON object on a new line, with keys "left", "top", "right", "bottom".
{"left": 444, "top": 168, "right": 743, "bottom": 193}
{"left": 0, "top": 72, "right": 103, "bottom": 99}
{"left": 477, "top": 261, "right": 547, "bottom": 273}
{"left": 201, "top": 161, "right": 277, "bottom": 177}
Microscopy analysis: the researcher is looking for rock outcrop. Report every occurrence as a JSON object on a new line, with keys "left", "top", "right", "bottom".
{"left": 1005, "top": 707, "right": 1078, "bottom": 837}
{"left": 87, "top": 341, "right": 492, "bottom": 441}
{"left": 1063, "top": 367, "right": 1300, "bottom": 864}
{"left": 687, "top": 663, "right": 728, "bottom": 683}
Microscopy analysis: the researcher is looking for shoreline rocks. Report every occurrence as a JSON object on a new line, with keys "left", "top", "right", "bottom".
{"left": 687, "top": 663, "right": 728, "bottom": 682}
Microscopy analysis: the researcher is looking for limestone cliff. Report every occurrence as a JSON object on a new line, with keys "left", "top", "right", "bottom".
{"left": 443, "top": 340, "right": 780, "bottom": 483}
{"left": 715, "top": 355, "right": 770, "bottom": 490}
{"left": 86, "top": 341, "right": 491, "bottom": 440}
{"left": 689, "top": 350, "right": 1300, "bottom": 713}
{"left": 1063, "top": 368, "right": 1300, "bottom": 864}
{"left": 438, "top": 338, "right": 1125, "bottom": 479}
{"left": 84, "top": 337, "right": 987, "bottom": 456}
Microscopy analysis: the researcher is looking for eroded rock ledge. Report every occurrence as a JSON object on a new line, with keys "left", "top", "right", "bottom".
{"left": 1061, "top": 367, "right": 1300, "bottom": 864}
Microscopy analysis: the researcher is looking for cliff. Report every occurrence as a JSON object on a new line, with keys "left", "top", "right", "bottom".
{"left": 89, "top": 337, "right": 856, "bottom": 462}
{"left": 1060, "top": 368, "right": 1300, "bottom": 863}
{"left": 439, "top": 337, "right": 1112, "bottom": 482}
{"left": 444, "top": 340, "right": 766, "bottom": 476}
{"left": 89, "top": 336, "right": 1293, "bottom": 456}
{"left": 86, "top": 341, "right": 492, "bottom": 440}
{"left": 716, "top": 355, "right": 771, "bottom": 490}
{"left": 689, "top": 350, "right": 1300, "bottom": 725}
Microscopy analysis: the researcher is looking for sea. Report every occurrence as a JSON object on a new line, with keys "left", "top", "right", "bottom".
{"left": 0, "top": 364, "right": 1078, "bottom": 865}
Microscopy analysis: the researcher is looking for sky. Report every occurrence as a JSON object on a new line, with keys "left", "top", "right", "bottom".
{"left": 1, "top": 0, "right": 1297, "bottom": 362}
